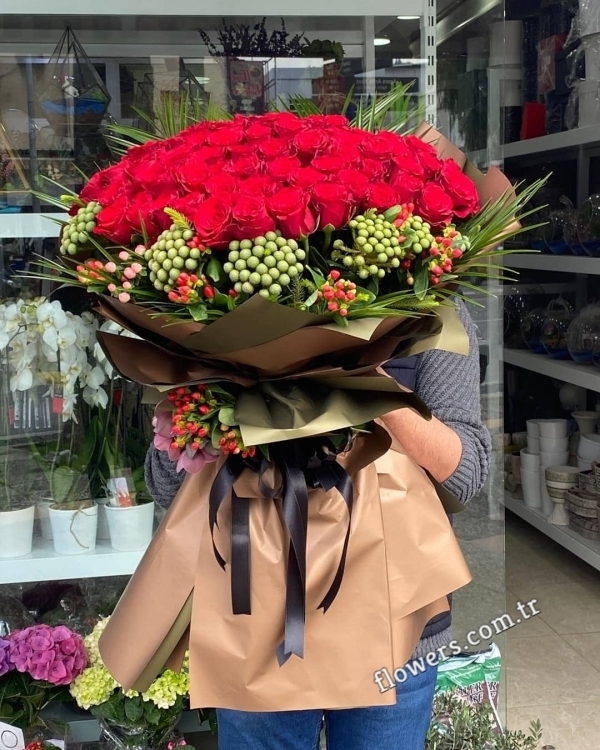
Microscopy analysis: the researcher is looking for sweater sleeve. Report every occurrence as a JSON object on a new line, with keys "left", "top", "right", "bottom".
{"left": 144, "top": 445, "right": 187, "bottom": 510}
{"left": 414, "top": 300, "right": 491, "bottom": 505}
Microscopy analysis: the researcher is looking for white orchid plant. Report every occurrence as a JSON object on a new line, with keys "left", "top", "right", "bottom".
{"left": 0, "top": 297, "right": 148, "bottom": 510}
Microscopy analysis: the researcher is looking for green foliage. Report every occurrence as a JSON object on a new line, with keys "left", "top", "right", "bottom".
{"left": 0, "top": 671, "right": 67, "bottom": 730}
{"left": 427, "top": 693, "right": 543, "bottom": 750}
{"left": 92, "top": 692, "right": 185, "bottom": 737}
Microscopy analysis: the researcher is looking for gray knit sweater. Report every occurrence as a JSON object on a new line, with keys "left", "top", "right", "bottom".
{"left": 145, "top": 300, "right": 490, "bottom": 663}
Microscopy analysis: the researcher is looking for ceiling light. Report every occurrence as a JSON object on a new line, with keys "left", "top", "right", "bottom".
{"left": 374, "top": 36, "right": 391, "bottom": 46}
{"left": 397, "top": 15, "right": 420, "bottom": 19}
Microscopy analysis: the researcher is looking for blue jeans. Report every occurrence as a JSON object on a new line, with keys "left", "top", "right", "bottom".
{"left": 216, "top": 663, "right": 438, "bottom": 750}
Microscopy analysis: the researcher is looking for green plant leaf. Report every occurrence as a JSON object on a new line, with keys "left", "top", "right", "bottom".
{"left": 206, "top": 257, "right": 222, "bottom": 283}
{"left": 188, "top": 304, "right": 208, "bottom": 322}
{"left": 413, "top": 263, "right": 430, "bottom": 301}
{"left": 50, "top": 466, "right": 76, "bottom": 505}
{"left": 218, "top": 407, "right": 236, "bottom": 426}
{"left": 124, "top": 697, "right": 144, "bottom": 723}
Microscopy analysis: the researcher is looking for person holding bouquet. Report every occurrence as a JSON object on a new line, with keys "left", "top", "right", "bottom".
{"left": 145, "top": 297, "right": 490, "bottom": 750}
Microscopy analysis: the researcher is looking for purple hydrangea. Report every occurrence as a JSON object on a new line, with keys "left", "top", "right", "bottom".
{"left": 8, "top": 624, "right": 87, "bottom": 685}
{"left": 0, "top": 636, "right": 13, "bottom": 677}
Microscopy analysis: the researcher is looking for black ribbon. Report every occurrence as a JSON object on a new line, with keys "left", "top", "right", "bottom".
{"left": 208, "top": 437, "right": 354, "bottom": 665}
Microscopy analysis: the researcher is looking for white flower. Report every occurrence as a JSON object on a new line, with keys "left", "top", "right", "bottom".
{"left": 37, "top": 300, "right": 68, "bottom": 331}
{"left": 83, "top": 385, "right": 108, "bottom": 409}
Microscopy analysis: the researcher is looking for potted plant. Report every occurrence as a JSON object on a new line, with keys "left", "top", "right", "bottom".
{"left": 426, "top": 692, "right": 542, "bottom": 749}
{"left": 0, "top": 624, "right": 87, "bottom": 734}
{"left": 70, "top": 618, "right": 196, "bottom": 750}
{"left": 0, "top": 465, "right": 36, "bottom": 559}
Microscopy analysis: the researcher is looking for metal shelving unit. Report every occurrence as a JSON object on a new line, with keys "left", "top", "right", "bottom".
{"left": 504, "top": 493, "right": 600, "bottom": 572}
{"left": 0, "top": 539, "right": 148, "bottom": 585}
{"left": 504, "top": 349, "right": 600, "bottom": 392}
{"left": 506, "top": 253, "right": 600, "bottom": 276}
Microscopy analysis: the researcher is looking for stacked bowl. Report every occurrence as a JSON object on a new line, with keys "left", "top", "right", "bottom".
{"left": 523, "top": 419, "right": 569, "bottom": 513}
{"left": 544, "top": 466, "right": 580, "bottom": 524}
{"left": 577, "top": 433, "right": 600, "bottom": 471}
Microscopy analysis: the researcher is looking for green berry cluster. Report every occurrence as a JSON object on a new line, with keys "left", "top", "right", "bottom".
{"left": 396, "top": 215, "right": 436, "bottom": 256}
{"left": 333, "top": 210, "right": 404, "bottom": 280}
{"left": 59, "top": 201, "right": 101, "bottom": 256}
{"left": 223, "top": 232, "right": 306, "bottom": 298}
{"left": 144, "top": 225, "right": 202, "bottom": 293}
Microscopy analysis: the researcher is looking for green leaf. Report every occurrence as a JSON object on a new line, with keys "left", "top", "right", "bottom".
{"left": 306, "top": 265, "right": 326, "bottom": 288}
{"left": 50, "top": 466, "right": 76, "bottom": 505}
{"left": 188, "top": 304, "right": 209, "bottom": 322}
{"left": 413, "top": 263, "right": 430, "bottom": 301}
{"left": 124, "top": 697, "right": 144, "bottom": 723}
{"left": 218, "top": 407, "right": 236, "bottom": 426}
{"left": 304, "top": 289, "right": 319, "bottom": 307}
{"left": 211, "top": 421, "right": 223, "bottom": 450}
{"left": 206, "top": 257, "right": 222, "bottom": 283}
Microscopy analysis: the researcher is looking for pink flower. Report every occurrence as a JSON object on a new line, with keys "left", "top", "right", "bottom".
{"left": 123, "top": 267, "right": 136, "bottom": 280}
{"left": 118, "top": 292, "right": 131, "bottom": 303}
{"left": 105, "top": 261, "right": 117, "bottom": 273}
{"left": 107, "top": 283, "right": 117, "bottom": 293}
{"left": 6, "top": 625, "right": 87, "bottom": 685}
{"left": 131, "top": 262, "right": 143, "bottom": 273}
{"left": 153, "top": 407, "right": 218, "bottom": 474}
{"left": 118, "top": 251, "right": 129, "bottom": 261}
{"left": 135, "top": 244, "right": 146, "bottom": 255}
{"left": 122, "top": 281, "right": 132, "bottom": 290}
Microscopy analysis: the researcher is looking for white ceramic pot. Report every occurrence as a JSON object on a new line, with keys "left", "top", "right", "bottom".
{"left": 0, "top": 506, "right": 35, "bottom": 558}
{"left": 578, "top": 433, "right": 600, "bottom": 460}
{"left": 572, "top": 411, "right": 598, "bottom": 436}
{"left": 539, "top": 469, "right": 555, "bottom": 516}
{"left": 95, "top": 497, "right": 111, "bottom": 541}
{"left": 520, "top": 449, "right": 540, "bottom": 472}
{"left": 539, "top": 436, "right": 569, "bottom": 453}
{"left": 105, "top": 502, "right": 155, "bottom": 552}
{"left": 49, "top": 504, "right": 98, "bottom": 555}
{"left": 578, "top": 456, "right": 593, "bottom": 471}
{"left": 548, "top": 503, "right": 570, "bottom": 525}
{"left": 527, "top": 437, "right": 540, "bottom": 454}
{"left": 540, "top": 450, "right": 570, "bottom": 467}
{"left": 521, "top": 470, "right": 542, "bottom": 509}
{"left": 35, "top": 499, "right": 54, "bottom": 540}
{"left": 538, "top": 419, "right": 568, "bottom": 439}
{"left": 526, "top": 419, "right": 543, "bottom": 438}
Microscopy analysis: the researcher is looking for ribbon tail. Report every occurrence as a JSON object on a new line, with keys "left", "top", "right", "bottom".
{"left": 231, "top": 490, "right": 251, "bottom": 615}
{"left": 209, "top": 456, "right": 245, "bottom": 570}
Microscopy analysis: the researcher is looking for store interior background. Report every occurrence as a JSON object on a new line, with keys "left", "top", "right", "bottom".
{"left": 1, "top": 1, "right": 600, "bottom": 748}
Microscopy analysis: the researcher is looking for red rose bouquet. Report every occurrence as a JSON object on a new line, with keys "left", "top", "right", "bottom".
{"left": 32, "top": 107, "right": 541, "bottom": 705}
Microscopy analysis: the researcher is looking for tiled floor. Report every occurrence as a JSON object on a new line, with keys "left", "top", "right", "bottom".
{"left": 505, "top": 514, "right": 600, "bottom": 749}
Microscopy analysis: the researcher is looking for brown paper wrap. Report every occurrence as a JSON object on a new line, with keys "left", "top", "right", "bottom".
{"left": 100, "top": 427, "right": 471, "bottom": 710}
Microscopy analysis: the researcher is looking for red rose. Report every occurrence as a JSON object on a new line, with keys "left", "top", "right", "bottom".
{"left": 309, "top": 114, "right": 349, "bottom": 128}
{"left": 229, "top": 143, "right": 256, "bottom": 157}
{"left": 312, "top": 155, "right": 346, "bottom": 174}
{"left": 391, "top": 172, "right": 426, "bottom": 205}
{"left": 132, "top": 159, "right": 179, "bottom": 192}
{"left": 172, "top": 160, "right": 210, "bottom": 192}
{"left": 93, "top": 195, "right": 132, "bottom": 245}
{"left": 390, "top": 155, "right": 423, "bottom": 181}
{"left": 338, "top": 168, "right": 369, "bottom": 201}
{"left": 311, "top": 182, "right": 353, "bottom": 230}
{"left": 360, "top": 133, "right": 394, "bottom": 161}
{"left": 223, "top": 153, "right": 262, "bottom": 178}
{"left": 293, "top": 129, "right": 331, "bottom": 159}
{"left": 365, "top": 183, "right": 398, "bottom": 212}
{"left": 404, "top": 136, "right": 443, "bottom": 177}
{"left": 126, "top": 190, "right": 177, "bottom": 239}
{"left": 438, "top": 160, "right": 480, "bottom": 218}
{"left": 80, "top": 165, "right": 129, "bottom": 205}
{"left": 268, "top": 155, "right": 302, "bottom": 182}
{"left": 204, "top": 172, "right": 238, "bottom": 196}
{"left": 271, "top": 113, "right": 306, "bottom": 136}
{"left": 268, "top": 187, "right": 317, "bottom": 238}
{"left": 361, "top": 158, "right": 387, "bottom": 181}
{"left": 258, "top": 138, "right": 292, "bottom": 160}
{"left": 191, "top": 195, "right": 235, "bottom": 246}
{"left": 245, "top": 122, "right": 273, "bottom": 141}
{"left": 207, "top": 125, "right": 245, "bottom": 148}
{"left": 289, "top": 166, "right": 323, "bottom": 190}
{"left": 416, "top": 183, "right": 454, "bottom": 226}
{"left": 233, "top": 195, "right": 275, "bottom": 238}
{"left": 238, "top": 175, "right": 278, "bottom": 196}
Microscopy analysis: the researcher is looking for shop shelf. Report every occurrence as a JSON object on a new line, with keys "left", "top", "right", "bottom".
{"left": 504, "top": 493, "right": 600, "bottom": 572}
{"left": 503, "top": 349, "right": 600, "bottom": 392}
{"left": 0, "top": 538, "right": 146, "bottom": 584}
{"left": 505, "top": 253, "right": 600, "bottom": 275}
{"left": 0, "top": 211, "right": 66, "bottom": 238}
{"left": 504, "top": 125, "right": 600, "bottom": 159}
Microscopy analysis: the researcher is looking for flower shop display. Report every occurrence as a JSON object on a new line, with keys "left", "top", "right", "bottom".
{"left": 32, "top": 100, "right": 542, "bottom": 711}
{"left": 0, "top": 624, "right": 87, "bottom": 731}
{"left": 70, "top": 618, "right": 191, "bottom": 750}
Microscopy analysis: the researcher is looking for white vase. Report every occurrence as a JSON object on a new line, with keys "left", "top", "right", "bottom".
{"left": 49, "top": 504, "right": 98, "bottom": 555}
{"left": 105, "top": 502, "right": 155, "bottom": 552}
{"left": 36, "top": 499, "right": 54, "bottom": 540}
{"left": 548, "top": 502, "right": 570, "bottom": 526}
{"left": 0, "top": 506, "right": 35, "bottom": 558}
{"left": 95, "top": 497, "right": 111, "bottom": 541}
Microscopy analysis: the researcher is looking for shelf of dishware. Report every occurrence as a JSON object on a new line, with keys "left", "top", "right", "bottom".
{"left": 0, "top": 212, "right": 66, "bottom": 238}
{"left": 0, "top": 538, "right": 147, "bottom": 584}
{"left": 503, "top": 349, "right": 600, "bottom": 392}
{"left": 505, "top": 253, "right": 600, "bottom": 275}
{"left": 504, "top": 492, "right": 600, "bottom": 571}
{"left": 503, "top": 125, "right": 600, "bottom": 160}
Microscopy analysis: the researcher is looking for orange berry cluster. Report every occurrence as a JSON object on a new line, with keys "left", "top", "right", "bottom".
{"left": 318, "top": 269, "right": 364, "bottom": 318}
{"left": 168, "top": 272, "right": 216, "bottom": 305}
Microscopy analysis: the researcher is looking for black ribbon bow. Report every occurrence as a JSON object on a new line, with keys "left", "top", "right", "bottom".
{"left": 208, "top": 437, "right": 354, "bottom": 665}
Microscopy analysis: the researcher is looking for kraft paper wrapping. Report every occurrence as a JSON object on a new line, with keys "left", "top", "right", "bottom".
{"left": 99, "top": 426, "right": 471, "bottom": 711}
